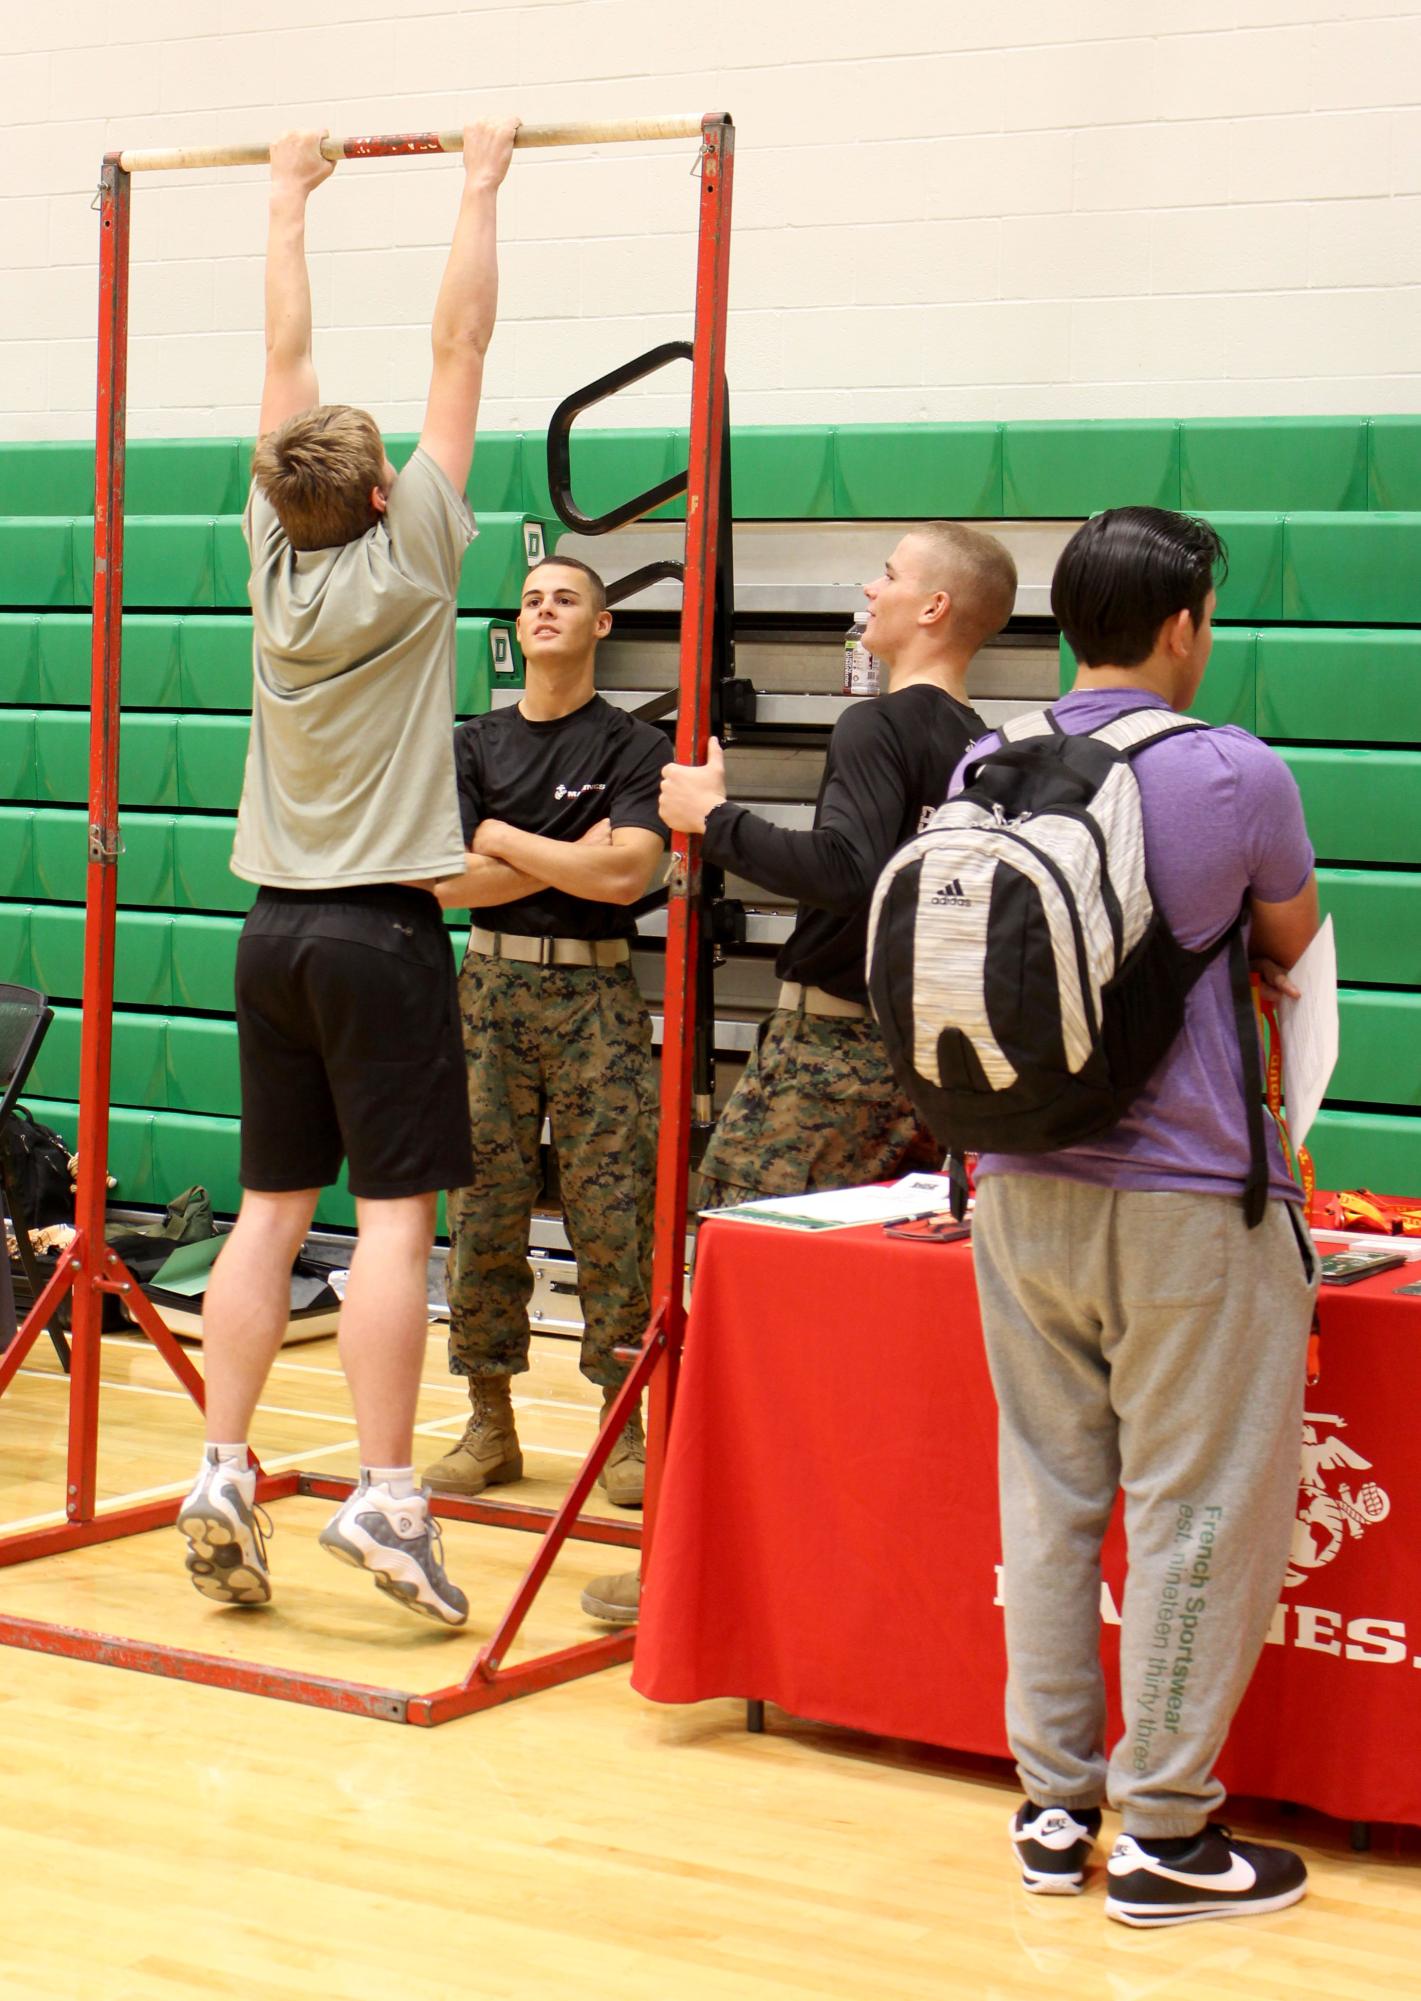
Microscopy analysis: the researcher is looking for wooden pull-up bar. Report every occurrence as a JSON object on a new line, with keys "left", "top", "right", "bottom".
{"left": 117, "top": 114, "right": 705, "bottom": 174}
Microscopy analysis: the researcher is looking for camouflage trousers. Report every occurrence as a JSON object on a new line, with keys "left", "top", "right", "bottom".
{"left": 446, "top": 953, "right": 657, "bottom": 1388}
{"left": 698, "top": 1002, "right": 942, "bottom": 1211}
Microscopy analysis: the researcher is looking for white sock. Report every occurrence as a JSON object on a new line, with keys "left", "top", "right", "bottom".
{"left": 206, "top": 1443, "right": 249, "bottom": 1470}
{"left": 364, "top": 1465, "right": 418, "bottom": 1499}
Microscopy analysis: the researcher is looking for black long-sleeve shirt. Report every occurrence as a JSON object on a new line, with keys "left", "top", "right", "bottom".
{"left": 702, "top": 681, "right": 985, "bottom": 1004}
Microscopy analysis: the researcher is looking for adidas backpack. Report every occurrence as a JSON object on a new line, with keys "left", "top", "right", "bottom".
{"left": 865, "top": 705, "right": 1266, "bottom": 1223}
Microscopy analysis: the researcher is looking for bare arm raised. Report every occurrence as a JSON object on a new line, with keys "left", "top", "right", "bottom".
{"left": 257, "top": 130, "right": 336, "bottom": 439}
{"left": 419, "top": 118, "right": 520, "bottom": 495}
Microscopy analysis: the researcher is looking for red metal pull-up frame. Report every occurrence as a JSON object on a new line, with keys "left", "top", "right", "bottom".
{"left": 0, "top": 112, "right": 734, "bottom": 1723}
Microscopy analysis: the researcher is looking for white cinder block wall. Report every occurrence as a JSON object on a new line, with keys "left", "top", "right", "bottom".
{"left": 3, "top": 1, "right": 1421, "bottom": 441}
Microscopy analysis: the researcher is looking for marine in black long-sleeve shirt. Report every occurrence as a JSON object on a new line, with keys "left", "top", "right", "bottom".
{"left": 703, "top": 681, "right": 984, "bottom": 1006}
{"left": 659, "top": 521, "right": 1019, "bottom": 1209}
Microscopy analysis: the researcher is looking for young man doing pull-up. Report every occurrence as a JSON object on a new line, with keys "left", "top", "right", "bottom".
{"left": 175, "top": 120, "right": 518, "bottom": 1628}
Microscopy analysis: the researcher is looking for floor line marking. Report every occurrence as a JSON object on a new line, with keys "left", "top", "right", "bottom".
{"left": 0, "top": 1407, "right": 595, "bottom": 1533}
{"left": 15, "top": 1370, "right": 362, "bottom": 1428}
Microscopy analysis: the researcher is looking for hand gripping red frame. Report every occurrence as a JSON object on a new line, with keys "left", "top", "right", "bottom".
{"left": 0, "top": 113, "right": 734, "bottom": 1725}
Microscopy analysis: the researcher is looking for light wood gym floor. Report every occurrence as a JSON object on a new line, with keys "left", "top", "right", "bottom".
{"left": 1, "top": 1321, "right": 1418, "bottom": 2001}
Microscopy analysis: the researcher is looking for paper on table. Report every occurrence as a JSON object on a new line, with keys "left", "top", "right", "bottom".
{"left": 1274, "top": 914, "right": 1338, "bottom": 1149}
{"left": 700, "top": 1172, "right": 956, "bottom": 1232}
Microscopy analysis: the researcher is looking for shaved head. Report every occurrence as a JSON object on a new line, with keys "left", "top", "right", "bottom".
{"left": 903, "top": 522, "right": 1018, "bottom": 650}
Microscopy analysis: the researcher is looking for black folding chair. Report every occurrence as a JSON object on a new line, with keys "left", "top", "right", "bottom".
{"left": 0, "top": 983, "right": 68, "bottom": 1372}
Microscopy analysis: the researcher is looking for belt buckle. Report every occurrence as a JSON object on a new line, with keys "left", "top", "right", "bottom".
{"left": 537, "top": 936, "right": 554, "bottom": 967}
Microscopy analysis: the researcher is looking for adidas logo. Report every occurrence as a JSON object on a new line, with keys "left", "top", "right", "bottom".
{"left": 930, "top": 877, "right": 972, "bottom": 909}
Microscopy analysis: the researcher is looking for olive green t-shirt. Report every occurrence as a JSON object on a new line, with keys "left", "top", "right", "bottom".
{"left": 231, "top": 447, "right": 475, "bottom": 890}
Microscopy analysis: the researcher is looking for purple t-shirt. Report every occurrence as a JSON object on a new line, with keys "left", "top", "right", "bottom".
{"left": 952, "top": 688, "right": 1315, "bottom": 1204}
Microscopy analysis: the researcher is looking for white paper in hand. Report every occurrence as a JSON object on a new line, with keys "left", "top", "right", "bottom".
{"left": 1273, "top": 915, "right": 1338, "bottom": 1149}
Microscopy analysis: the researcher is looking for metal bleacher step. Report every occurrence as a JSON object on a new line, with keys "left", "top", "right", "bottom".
{"left": 555, "top": 519, "right": 1075, "bottom": 616}
{"left": 496, "top": 685, "right": 1047, "bottom": 731}
{"left": 636, "top": 905, "right": 793, "bottom": 946}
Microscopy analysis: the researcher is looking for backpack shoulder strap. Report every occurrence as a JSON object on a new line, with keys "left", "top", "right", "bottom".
{"left": 1088, "top": 708, "right": 1210, "bottom": 757}
{"left": 996, "top": 709, "right": 1057, "bottom": 744}
{"left": 957, "top": 706, "right": 1056, "bottom": 786}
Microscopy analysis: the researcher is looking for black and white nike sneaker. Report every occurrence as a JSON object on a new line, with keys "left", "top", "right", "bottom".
{"left": 1106, "top": 1827, "right": 1307, "bottom": 1926}
{"left": 1010, "top": 1801, "right": 1103, "bottom": 1894}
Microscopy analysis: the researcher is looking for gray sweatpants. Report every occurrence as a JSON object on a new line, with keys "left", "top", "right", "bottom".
{"left": 973, "top": 1175, "right": 1318, "bottom": 1838}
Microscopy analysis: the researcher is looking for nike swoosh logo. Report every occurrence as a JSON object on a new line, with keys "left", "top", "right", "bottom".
{"left": 1113, "top": 1851, "right": 1258, "bottom": 1893}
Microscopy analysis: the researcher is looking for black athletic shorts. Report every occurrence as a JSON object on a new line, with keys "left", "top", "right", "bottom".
{"left": 234, "top": 885, "right": 474, "bottom": 1201}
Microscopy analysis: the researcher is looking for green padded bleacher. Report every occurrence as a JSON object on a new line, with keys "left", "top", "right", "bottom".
{"left": 0, "top": 522, "right": 73, "bottom": 605}
{"left": 1283, "top": 514, "right": 1421, "bottom": 625}
{"left": 1256, "top": 629, "right": 1421, "bottom": 742}
{"left": 1178, "top": 418, "right": 1369, "bottom": 513}
{"left": 1205, "top": 513, "right": 1285, "bottom": 621}
{"left": 834, "top": 424, "right": 1001, "bottom": 520}
{"left": 1, "top": 420, "right": 1420, "bottom": 530}
{"left": 0, "top": 514, "right": 550, "bottom": 614}
{"left": 1003, "top": 420, "right": 1181, "bottom": 518}
{"left": 1311, "top": 1110, "right": 1421, "bottom": 1194}
{"left": 1318, "top": 871, "right": 1421, "bottom": 986}
{"left": 1332, "top": 993, "right": 1421, "bottom": 1107}
{"left": 174, "top": 817, "right": 255, "bottom": 913}
{"left": 0, "top": 711, "right": 35, "bottom": 799}
{"left": 0, "top": 902, "right": 32, "bottom": 986}
{"left": 4, "top": 802, "right": 506, "bottom": 918}
{"left": 2, "top": 612, "right": 520, "bottom": 711}
{"left": 1366, "top": 417, "right": 1421, "bottom": 509}
{"left": 1280, "top": 749, "right": 1421, "bottom": 867}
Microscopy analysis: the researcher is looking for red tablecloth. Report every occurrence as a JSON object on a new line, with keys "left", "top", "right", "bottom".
{"left": 633, "top": 1216, "right": 1421, "bottom": 1828}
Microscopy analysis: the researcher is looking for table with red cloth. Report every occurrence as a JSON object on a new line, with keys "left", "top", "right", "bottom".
{"left": 632, "top": 1214, "right": 1421, "bottom": 1829}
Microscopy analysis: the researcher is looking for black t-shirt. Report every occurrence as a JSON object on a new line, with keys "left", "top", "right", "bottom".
{"left": 701, "top": 682, "right": 985, "bottom": 1004}
{"left": 453, "top": 694, "right": 671, "bottom": 940}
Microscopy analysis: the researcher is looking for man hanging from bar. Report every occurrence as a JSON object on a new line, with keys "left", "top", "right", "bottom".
{"left": 422, "top": 557, "right": 671, "bottom": 1511}
{"left": 176, "top": 118, "right": 519, "bottom": 1628}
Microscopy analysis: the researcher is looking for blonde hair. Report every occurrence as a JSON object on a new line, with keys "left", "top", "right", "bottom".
{"left": 251, "top": 404, "right": 387, "bottom": 551}
{"left": 909, "top": 522, "right": 1019, "bottom": 649}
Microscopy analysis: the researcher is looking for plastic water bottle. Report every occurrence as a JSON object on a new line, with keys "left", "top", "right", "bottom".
{"left": 842, "top": 613, "right": 880, "bottom": 697}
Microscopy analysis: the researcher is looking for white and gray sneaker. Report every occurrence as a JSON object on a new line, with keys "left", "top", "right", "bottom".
{"left": 177, "top": 1449, "right": 272, "bottom": 1606}
{"left": 318, "top": 1482, "right": 469, "bottom": 1627}
{"left": 1010, "top": 1801, "right": 1103, "bottom": 1894}
{"left": 1106, "top": 1827, "right": 1307, "bottom": 1927}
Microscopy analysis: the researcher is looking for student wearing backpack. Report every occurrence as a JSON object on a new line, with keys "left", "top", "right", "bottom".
{"left": 576, "top": 522, "right": 1017, "bottom": 1626}
{"left": 175, "top": 121, "right": 519, "bottom": 1629}
{"left": 943, "top": 509, "right": 1320, "bottom": 1924}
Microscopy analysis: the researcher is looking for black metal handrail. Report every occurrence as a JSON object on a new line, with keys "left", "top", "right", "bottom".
{"left": 546, "top": 340, "right": 694, "bottom": 534}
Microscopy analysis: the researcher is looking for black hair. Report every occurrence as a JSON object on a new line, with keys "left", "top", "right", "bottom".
{"left": 521, "top": 554, "right": 607, "bottom": 613}
{"left": 1051, "top": 507, "right": 1228, "bottom": 669}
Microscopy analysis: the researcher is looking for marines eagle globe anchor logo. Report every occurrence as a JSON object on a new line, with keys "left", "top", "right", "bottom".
{"left": 1285, "top": 1413, "right": 1392, "bottom": 1587}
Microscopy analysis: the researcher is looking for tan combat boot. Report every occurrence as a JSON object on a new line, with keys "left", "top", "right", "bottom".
{"left": 596, "top": 1384, "right": 646, "bottom": 1509}
{"left": 580, "top": 1568, "right": 641, "bottom": 1625}
{"left": 422, "top": 1374, "right": 523, "bottom": 1496}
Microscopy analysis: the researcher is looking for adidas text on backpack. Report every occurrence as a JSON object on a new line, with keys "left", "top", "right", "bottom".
{"left": 866, "top": 706, "right": 1267, "bottom": 1223}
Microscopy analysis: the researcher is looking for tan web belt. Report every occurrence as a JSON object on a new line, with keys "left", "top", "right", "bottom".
{"left": 470, "top": 927, "right": 630, "bottom": 969}
{"left": 778, "top": 981, "right": 869, "bottom": 1020}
